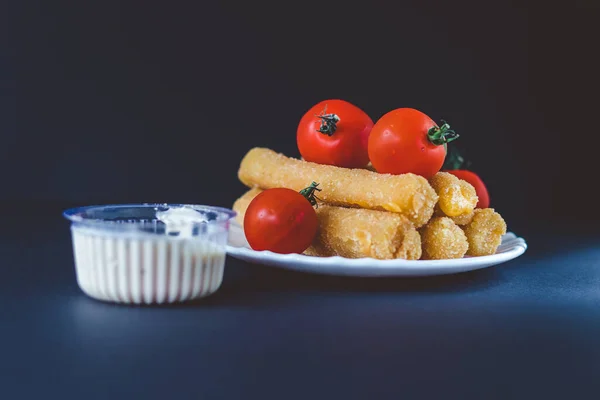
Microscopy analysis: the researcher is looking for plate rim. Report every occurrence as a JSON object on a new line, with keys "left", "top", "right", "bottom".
{"left": 225, "top": 221, "right": 528, "bottom": 272}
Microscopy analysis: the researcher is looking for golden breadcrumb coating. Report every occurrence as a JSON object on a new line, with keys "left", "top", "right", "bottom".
{"left": 238, "top": 147, "right": 438, "bottom": 227}
{"left": 463, "top": 208, "right": 507, "bottom": 256}
{"left": 433, "top": 208, "right": 474, "bottom": 225}
{"left": 308, "top": 205, "right": 421, "bottom": 260}
{"left": 420, "top": 217, "right": 469, "bottom": 260}
{"left": 232, "top": 188, "right": 421, "bottom": 260}
{"left": 429, "top": 172, "right": 478, "bottom": 218}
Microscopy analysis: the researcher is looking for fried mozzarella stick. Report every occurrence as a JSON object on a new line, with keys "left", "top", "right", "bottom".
{"left": 307, "top": 205, "right": 422, "bottom": 260}
{"left": 238, "top": 147, "right": 438, "bottom": 227}
{"left": 429, "top": 172, "right": 478, "bottom": 218}
{"left": 232, "top": 188, "right": 422, "bottom": 260}
{"left": 420, "top": 217, "right": 469, "bottom": 260}
{"left": 463, "top": 208, "right": 507, "bottom": 256}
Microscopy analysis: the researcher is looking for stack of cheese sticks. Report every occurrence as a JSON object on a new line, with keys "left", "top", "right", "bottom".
{"left": 233, "top": 148, "right": 507, "bottom": 260}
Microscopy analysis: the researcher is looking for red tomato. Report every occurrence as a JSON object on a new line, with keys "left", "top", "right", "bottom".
{"left": 297, "top": 99, "right": 374, "bottom": 168}
{"left": 243, "top": 184, "right": 319, "bottom": 254}
{"left": 445, "top": 170, "right": 490, "bottom": 209}
{"left": 367, "top": 108, "right": 459, "bottom": 178}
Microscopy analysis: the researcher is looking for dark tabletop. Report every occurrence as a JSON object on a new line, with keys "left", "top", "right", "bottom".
{"left": 2, "top": 207, "right": 600, "bottom": 400}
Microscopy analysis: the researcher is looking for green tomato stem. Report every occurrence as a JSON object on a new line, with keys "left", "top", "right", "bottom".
{"left": 315, "top": 105, "right": 340, "bottom": 136}
{"left": 427, "top": 120, "right": 460, "bottom": 146}
{"left": 442, "top": 144, "right": 473, "bottom": 170}
{"left": 299, "top": 182, "right": 322, "bottom": 207}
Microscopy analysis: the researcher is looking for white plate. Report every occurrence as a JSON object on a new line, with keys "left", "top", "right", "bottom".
{"left": 226, "top": 221, "right": 527, "bottom": 277}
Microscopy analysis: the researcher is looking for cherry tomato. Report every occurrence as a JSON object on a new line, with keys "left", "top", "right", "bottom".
{"left": 445, "top": 170, "right": 490, "bottom": 209}
{"left": 367, "top": 108, "right": 459, "bottom": 178}
{"left": 297, "top": 99, "right": 374, "bottom": 168}
{"left": 244, "top": 184, "right": 319, "bottom": 254}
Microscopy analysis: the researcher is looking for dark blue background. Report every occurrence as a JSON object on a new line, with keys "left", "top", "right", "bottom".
{"left": 4, "top": 1, "right": 600, "bottom": 399}
{"left": 9, "top": 0, "right": 600, "bottom": 228}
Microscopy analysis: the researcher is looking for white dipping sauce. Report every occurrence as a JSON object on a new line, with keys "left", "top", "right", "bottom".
{"left": 156, "top": 206, "right": 209, "bottom": 238}
{"left": 69, "top": 206, "right": 226, "bottom": 305}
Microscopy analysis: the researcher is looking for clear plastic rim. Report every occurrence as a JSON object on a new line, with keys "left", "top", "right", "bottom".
{"left": 63, "top": 203, "right": 237, "bottom": 226}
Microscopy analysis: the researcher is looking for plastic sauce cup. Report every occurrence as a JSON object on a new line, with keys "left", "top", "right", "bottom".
{"left": 63, "top": 204, "right": 236, "bottom": 305}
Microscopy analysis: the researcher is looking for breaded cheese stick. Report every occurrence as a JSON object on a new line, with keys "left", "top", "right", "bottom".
{"left": 232, "top": 188, "right": 422, "bottom": 260}
{"left": 419, "top": 217, "right": 469, "bottom": 260}
{"left": 238, "top": 147, "right": 438, "bottom": 227}
{"left": 463, "top": 208, "right": 507, "bottom": 256}
{"left": 429, "top": 172, "right": 478, "bottom": 218}
{"left": 307, "top": 205, "right": 421, "bottom": 260}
